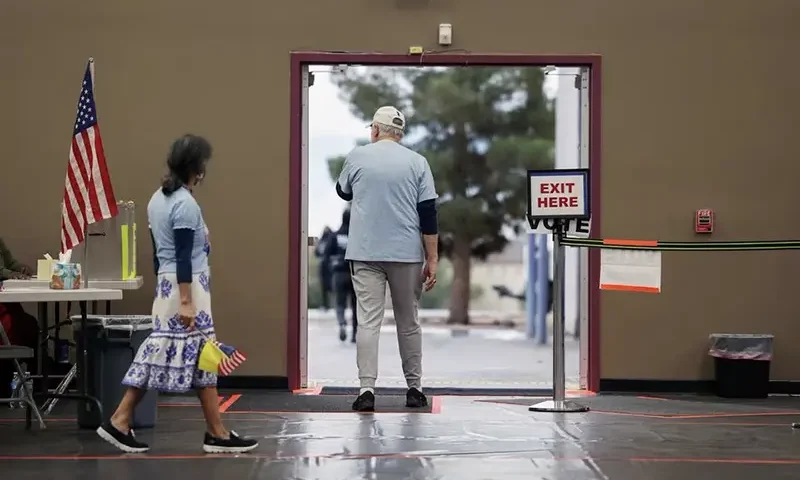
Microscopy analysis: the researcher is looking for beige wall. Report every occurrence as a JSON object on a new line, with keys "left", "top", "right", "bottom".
{"left": 2, "top": 0, "right": 799, "bottom": 383}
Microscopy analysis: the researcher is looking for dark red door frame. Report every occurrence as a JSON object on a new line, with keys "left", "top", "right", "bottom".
{"left": 288, "top": 52, "right": 603, "bottom": 392}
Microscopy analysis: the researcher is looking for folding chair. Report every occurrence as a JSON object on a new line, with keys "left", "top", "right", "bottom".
{"left": 0, "top": 320, "right": 45, "bottom": 429}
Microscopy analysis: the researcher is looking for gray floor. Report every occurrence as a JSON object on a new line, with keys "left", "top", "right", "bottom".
{"left": 308, "top": 312, "right": 581, "bottom": 389}
{"left": 4, "top": 394, "right": 800, "bottom": 479}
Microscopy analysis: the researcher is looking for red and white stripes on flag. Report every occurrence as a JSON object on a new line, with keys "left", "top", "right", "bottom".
{"left": 60, "top": 59, "right": 118, "bottom": 253}
{"left": 216, "top": 343, "right": 247, "bottom": 376}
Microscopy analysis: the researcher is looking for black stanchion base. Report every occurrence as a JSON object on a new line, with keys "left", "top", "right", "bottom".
{"left": 528, "top": 399, "right": 590, "bottom": 413}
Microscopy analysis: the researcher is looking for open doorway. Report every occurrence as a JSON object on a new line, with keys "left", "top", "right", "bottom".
{"left": 289, "top": 53, "right": 602, "bottom": 394}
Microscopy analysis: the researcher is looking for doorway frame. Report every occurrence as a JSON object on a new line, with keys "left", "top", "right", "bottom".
{"left": 288, "top": 52, "right": 603, "bottom": 392}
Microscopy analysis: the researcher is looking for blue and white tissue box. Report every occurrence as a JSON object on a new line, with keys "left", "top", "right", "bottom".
{"left": 50, "top": 263, "right": 82, "bottom": 290}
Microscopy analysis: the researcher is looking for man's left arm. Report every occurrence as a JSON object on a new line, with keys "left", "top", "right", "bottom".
{"left": 417, "top": 160, "right": 439, "bottom": 290}
{"left": 417, "top": 160, "right": 439, "bottom": 258}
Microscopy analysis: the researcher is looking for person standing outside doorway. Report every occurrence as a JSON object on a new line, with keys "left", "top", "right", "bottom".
{"left": 314, "top": 227, "right": 334, "bottom": 310}
{"left": 335, "top": 106, "right": 439, "bottom": 412}
{"left": 326, "top": 208, "right": 358, "bottom": 343}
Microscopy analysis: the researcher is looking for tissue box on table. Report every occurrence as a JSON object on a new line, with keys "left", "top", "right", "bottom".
{"left": 50, "top": 263, "right": 82, "bottom": 290}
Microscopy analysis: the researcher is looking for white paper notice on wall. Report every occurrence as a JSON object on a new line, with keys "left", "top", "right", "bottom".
{"left": 600, "top": 249, "right": 662, "bottom": 293}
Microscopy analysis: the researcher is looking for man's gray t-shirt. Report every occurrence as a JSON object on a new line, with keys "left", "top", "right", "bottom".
{"left": 337, "top": 140, "right": 437, "bottom": 263}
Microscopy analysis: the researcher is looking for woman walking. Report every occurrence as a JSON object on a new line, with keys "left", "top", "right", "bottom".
{"left": 96, "top": 134, "right": 258, "bottom": 454}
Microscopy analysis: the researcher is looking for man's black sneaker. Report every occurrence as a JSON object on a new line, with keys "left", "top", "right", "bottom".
{"left": 96, "top": 422, "right": 150, "bottom": 453}
{"left": 338, "top": 325, "right": 347, "bottom": 342}
{"left": 202, "top": 431, "right": 259, "bottom": 454}
{"left": 352, "top": 390, "right": 375, "bottom": 412}
{"left": 406, "top": 388, "right": 428, "bottom": 408}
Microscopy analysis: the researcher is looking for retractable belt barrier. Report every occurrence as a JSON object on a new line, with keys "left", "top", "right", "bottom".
{"left": 561, "top": 238, "right": 800, "bottom": 251}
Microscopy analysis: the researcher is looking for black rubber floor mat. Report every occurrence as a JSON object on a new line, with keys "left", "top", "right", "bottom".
{"left": 320, "top": 386, "right": 552, "bottom": 396}
{"left": 477, "top": 394, "right": 800, "bottom": 417}
{"left": 226, "top": 393, "right": 436, "bottom": 413}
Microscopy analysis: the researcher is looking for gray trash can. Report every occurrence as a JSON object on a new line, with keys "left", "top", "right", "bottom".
{"left": 72, "top": 315, "right": 158, "bottom": 429}
{"left": 709, "top": 333, "right": 774, "bottom": 399}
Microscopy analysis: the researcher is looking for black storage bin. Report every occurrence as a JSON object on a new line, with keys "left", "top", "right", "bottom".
{"left": 709, "top": 333, "right": 774, "bottom": 399}
{"left": 72, "top": 315, "right": 158, "bottom": 429}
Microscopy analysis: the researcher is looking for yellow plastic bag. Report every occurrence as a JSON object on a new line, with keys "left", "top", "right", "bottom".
{"left": 198, "top": 340, "right": 225, "bottom": 374}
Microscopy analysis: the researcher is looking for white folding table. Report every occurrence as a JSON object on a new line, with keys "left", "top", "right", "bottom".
{"left": 0, "top": 288, "right": 122, "bottom": 424}
{"left": 4, "top": 276, "right": 144, "bottom": 314}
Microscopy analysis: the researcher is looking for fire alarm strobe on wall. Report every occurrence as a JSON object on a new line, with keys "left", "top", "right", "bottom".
{"left": 695, "top": 209, "right": 714, "bottom": 234}
{"left": 438, "top": 23, "right": 453, "bottom": 46}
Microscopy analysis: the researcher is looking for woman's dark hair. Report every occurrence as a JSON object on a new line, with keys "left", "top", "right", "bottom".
{"left": 161, "top": 134, "right": 213, "bottom": 195}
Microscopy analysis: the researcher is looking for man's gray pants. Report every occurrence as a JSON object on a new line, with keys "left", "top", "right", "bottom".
{"left": 350, "top": 261, "right": 423, "bottom": 390}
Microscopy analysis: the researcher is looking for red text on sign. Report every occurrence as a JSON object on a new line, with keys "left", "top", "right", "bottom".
{"left": 537, "top": 197, "right": 579, "bottom": 208}
{"left": 540, "top": 182, "right": 576, "bottom": 194}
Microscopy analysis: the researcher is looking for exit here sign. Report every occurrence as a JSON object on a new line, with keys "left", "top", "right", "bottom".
{"left": 527, "top": 169, "right": 590, "bottom": 220}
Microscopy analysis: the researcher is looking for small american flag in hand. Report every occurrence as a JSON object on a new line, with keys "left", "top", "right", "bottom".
{"left": 214, "top": 341, "right": 247, "bottom": 376}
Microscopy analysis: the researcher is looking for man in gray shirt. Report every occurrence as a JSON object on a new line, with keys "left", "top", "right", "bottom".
{"left": 336, "top": 106, "right": 439, "bottom": 412}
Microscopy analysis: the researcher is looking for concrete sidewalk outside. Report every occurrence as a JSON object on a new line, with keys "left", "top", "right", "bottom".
{"left": 307, "top": 311, "right": 580, "bottom": 390}
{"left": 309, "top": 307, "right": 543, "bottom": 329}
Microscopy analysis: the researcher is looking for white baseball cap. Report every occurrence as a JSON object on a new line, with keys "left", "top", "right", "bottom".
{"left": 370, "top": 106, "right": 406, "bottom": 131}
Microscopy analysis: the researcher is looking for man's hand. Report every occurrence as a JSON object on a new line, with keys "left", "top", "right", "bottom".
{"left": 422, "top": 258, "right": 438, "bottom": 292}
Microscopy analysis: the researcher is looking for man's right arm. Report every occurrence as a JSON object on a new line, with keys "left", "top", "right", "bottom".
{"left": 336, "top": 155, "right": 354, "bottom": 201}
{"left": 335, "top": 182, "right": 352, "bottom": 201}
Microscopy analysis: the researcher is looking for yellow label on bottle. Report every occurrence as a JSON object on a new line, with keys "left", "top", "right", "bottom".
{"left": 121, "top": 225, "right": 129, "bottom": 280}
{"left": 131, "top": 223, "right": 137, "bottom": 278}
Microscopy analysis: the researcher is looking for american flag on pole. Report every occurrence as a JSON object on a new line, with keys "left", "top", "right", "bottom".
{"left": 215, "top": 341, "right": 247, "bottom": 376}
{"left": 60, "top": 58, "right": 118, "bottom": 253}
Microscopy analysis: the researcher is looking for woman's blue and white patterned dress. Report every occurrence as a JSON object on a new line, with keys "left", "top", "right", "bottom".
{"left": 122, "top": 227, "right": 216, "bottom": 393}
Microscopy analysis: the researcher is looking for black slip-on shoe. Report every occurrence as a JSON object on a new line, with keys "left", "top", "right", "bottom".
{"left": 96, "top": 422, "right": 150, "bottom": 453}
{"left": 202, "top": 431, "right": 259, "bottom": 454}
{"left": 406, "top": 388, "right": 428, "bottom": 408}
{"left": 352, "top": 391, "right": 375, "bottom": 412}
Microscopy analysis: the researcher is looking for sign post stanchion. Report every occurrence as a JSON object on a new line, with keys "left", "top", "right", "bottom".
{"left": 525, "top": 168, "right": 590, "bottom": 413}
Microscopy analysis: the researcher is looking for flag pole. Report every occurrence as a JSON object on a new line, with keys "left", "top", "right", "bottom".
{"left": 82, "top": 57, "right": 95, "bottom": 289}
